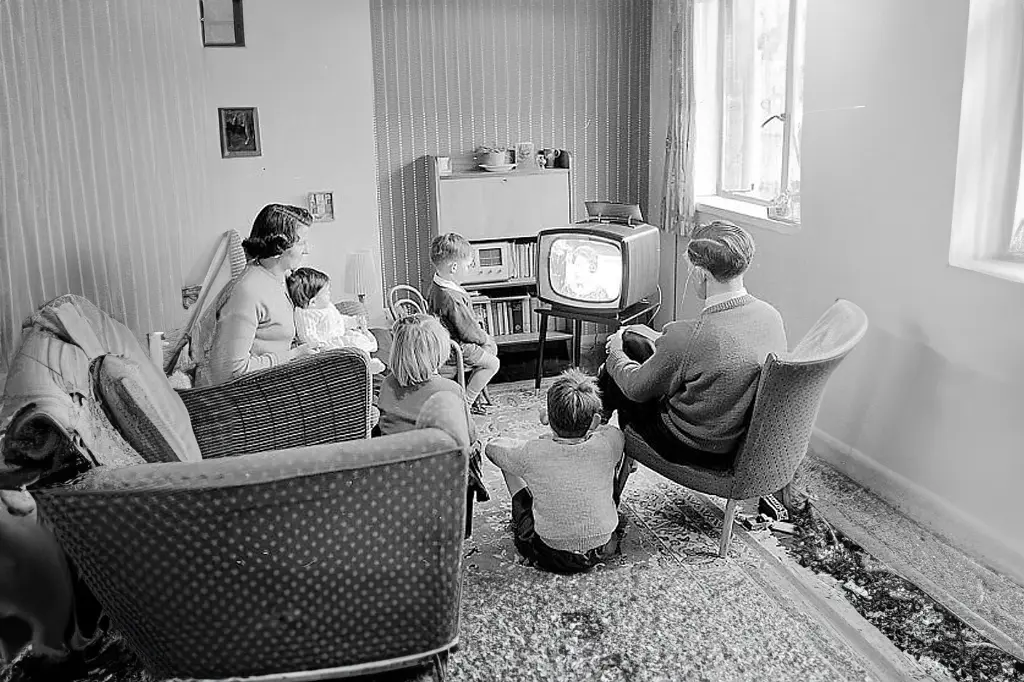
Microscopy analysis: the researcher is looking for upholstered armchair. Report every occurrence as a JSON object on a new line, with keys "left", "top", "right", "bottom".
{"left": 35, "top": 427, "right": 468, "bottom": 680}
{"left": 0, "top": 294, "right": 372, "bottom": 488}
{"left": 624, "top": 299, "right": 869, "bottom": 557}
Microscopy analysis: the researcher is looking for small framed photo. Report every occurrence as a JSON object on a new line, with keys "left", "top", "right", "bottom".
{"left": 218, "top": 107, "right": 261, "bottom": 158}
{"left": 308, "top": 191, "right": 335, "bottom": 222}
{"left": 437, "top": 156, "right": 452, "bottom": 176}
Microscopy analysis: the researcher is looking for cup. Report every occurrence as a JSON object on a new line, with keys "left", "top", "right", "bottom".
{"left": 516, "top": 142, "right": 535, "bottom": 169}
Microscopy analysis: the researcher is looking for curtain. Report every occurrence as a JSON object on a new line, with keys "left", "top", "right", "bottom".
{"left": 660, "top": 0, "right": 697, "bottom": 237}
{"left": 1011, "top": 29, "right": 1024, "bottom": 259}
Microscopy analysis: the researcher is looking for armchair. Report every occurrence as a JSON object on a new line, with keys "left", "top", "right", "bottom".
{"left": 0, "top": 294, "right": 371, "bottom": 485}
{"left": 624, "top": 299, "right": 869, "bottom": 557}
{"left": 36, "top": 428, "right": 467, "bottom": 680}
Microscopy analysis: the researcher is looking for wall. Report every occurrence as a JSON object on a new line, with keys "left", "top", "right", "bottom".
{"left": 201, "top": 0, "right": 384, "bottom": 322}
{"left": 653, "top": 0, "right": 1024, "bottom": 579}
{"left": 0, "top": 0, "right": 210, "bottom": 369}
{"left": 369, "top": 0, "right": 652, "bottom": 294}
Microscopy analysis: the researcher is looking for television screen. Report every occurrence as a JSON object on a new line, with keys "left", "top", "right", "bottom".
{"left": 548, "top": 237, "right": 622, "bottom": 303}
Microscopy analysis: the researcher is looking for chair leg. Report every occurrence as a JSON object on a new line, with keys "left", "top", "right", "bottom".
{"left": 719, "top": 498, "right": 738, "bottom": 558}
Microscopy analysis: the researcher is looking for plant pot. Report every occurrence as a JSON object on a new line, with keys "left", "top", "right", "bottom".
{"left": 479, "top": 150, "right": 507, "bottom": 166}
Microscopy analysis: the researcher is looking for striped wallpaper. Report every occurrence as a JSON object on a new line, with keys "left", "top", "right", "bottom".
{"left": 0, "top": 0, "right": 210, "bottom": 370}
{"left": 369, "top": 0, "right": 653, "bottom": 292}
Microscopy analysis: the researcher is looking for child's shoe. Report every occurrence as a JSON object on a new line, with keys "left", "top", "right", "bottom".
{"left": 469, "top": 396, "right": 490, "bottom": 416}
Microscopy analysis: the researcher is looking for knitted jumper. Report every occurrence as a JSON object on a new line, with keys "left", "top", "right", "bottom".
{"left": 605, "top": 294, "right": 786, "bottom": 454}
{"left": 198, "top": 265, "right": 295, "bottom": 387}
{"left": 486, "top": 426, "right": 624, "bottom": 552}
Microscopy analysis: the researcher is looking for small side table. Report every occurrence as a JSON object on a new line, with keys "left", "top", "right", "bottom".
{"left": 534, "top": 297, "right": 661, "bottom": 389}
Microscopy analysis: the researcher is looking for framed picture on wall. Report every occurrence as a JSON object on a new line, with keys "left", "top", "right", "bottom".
{"left": 200, "top": 0, "right": 245, "bottom": 47}
{"left": 218, "top": 107, "right": 261, "bottom": 158}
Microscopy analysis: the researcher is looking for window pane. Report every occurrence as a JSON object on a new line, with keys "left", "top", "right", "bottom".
{"left": 787, "top": 0, "right": 806, "bottom": 221}
{"left": 720, "top": 0, "right": 790, "bottom": 202}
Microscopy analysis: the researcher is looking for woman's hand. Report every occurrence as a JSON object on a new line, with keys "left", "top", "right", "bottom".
{"left": 289, "top": 343, "right": 320, "bottom": 361}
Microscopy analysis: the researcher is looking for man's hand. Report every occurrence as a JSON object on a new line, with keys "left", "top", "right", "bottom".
{"left": 605, "top": 329, "right": 624, "bottom": 354}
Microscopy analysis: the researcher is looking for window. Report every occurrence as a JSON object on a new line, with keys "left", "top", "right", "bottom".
{"left": 1010, "top": 144, "right": 1024, "bottom": 261}
{"left": 695, "top": 0, "right": 806, "bottom": 223}
{"left": 949, "top": 0, "right": 1024, "bottom": 281}
{"left": 200, "top": 0, "right": 244, "bottom": 47}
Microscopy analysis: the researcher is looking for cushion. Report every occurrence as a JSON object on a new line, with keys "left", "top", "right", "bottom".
{"left": 94, "top": 354, "right": 202, "bottom": 463}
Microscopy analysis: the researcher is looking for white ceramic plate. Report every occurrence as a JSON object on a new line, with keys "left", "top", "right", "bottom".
{"left": 479, "top": 163, "right": 517, "bottom": 173}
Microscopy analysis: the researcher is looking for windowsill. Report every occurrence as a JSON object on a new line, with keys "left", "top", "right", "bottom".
{"left": 949, "top": 256, "right": 1024, "bottom": 285}
{"left": 695, "top": 195, "right": 801, "bottom": 235}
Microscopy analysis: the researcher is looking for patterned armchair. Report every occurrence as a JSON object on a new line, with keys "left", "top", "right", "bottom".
{"left": 625, "top": 299, "right": 869, "bottom": 557}
{"left": 35, "top": 427, "right": 467, "bottom": 680}
{"left": 0, "top": 294, "right": 372, "bottom": 486}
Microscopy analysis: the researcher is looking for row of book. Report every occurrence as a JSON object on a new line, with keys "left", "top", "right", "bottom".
{"left": 508, "top": 242, "right": 537, "bottom": 280}
{"left": 470, "top": 294, "right": 568, "bottom": 337}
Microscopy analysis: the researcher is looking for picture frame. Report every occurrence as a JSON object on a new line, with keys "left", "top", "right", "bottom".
{"left": 308, "top": 191, "right": 335, "bottom": 222}
{"left": 218, "top": 107, "right": 261, "bottom": 158}
{"left": 201, "top": 0, "right": 245, "bottom": 47}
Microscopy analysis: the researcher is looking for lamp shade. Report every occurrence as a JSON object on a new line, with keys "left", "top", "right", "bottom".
{"left": 343, "top": 251, "right": 373, "bottom": 297}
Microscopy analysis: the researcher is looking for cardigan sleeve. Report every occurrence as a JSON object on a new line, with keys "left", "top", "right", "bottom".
{"left": 207, "top": 289, "right": 284, "bottom": 384}
{"left": 437, "top": 290, "right": 488, "bottom": 345}
{"left": 605, "top": 321, "right": 693, "bottom": 403}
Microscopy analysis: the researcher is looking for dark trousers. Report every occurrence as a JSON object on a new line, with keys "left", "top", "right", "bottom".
{"left": 511, "top": 485, "right": 627, "bottom": 575}
{"left": 598, "top": 328, "right": 730, "bottom": 470}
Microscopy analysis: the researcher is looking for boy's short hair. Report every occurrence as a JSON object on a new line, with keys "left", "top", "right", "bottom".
{"left": 390, "top": 313, "right": 452, "bottom": 387}
{"left": 430, "top": 233, "right": 473, "bottom": 267}
{"left": 286, "top": 267, "right": 330, "bottom": 308}
{"left": 547, "top": 368, "right": 602, "bottom": 438}
{"left": 686, "top": 220, "right": 755, "bottom": 282}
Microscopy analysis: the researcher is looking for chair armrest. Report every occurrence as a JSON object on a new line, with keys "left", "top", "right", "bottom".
{"left": 56, "top": 428, "right": 462, "bottom": 494}
{"left": 178, "top": 348, "right": 371, "bottom": 459}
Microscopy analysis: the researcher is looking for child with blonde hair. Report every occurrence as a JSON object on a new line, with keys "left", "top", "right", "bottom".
{"left": 378, "top": 313, "right": 488, "bottom": 513}
{"left": 286, "top": 267, "right": 385, "bottom": 374}
{"left": 486, "top": 368, "right": 630, "bottom": 574}
{"left": 378, "top": 313, "right": 472, "bottom": 435}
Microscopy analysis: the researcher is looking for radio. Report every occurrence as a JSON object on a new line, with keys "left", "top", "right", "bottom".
{"left": 463, "top": 241, "right": 512, "bottom": 285}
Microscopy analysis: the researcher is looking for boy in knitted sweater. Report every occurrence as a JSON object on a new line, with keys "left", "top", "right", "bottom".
{"left": 486, "top": 369, "right": 630, "bottom": 574}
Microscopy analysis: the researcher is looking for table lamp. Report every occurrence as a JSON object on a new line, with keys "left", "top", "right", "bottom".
{"left": 344, "top": 250, "right": 373, "bottom": 325}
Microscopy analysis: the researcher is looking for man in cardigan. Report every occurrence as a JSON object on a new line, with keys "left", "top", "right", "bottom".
{"left": 599, "top": 221, "right": 787, "bottom": 469}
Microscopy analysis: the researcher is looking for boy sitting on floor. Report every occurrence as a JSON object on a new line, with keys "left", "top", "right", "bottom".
{"left": 486, "top": 369, "right": 631, "bottom": 574}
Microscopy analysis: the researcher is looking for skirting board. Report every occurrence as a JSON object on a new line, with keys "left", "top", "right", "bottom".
{"left": 810, "top": 428, "right": 1024, "bottom": 588}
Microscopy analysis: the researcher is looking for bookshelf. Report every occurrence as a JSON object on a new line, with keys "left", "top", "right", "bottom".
{"left": 427, "top": 152, "right": 575, "bottom": 353}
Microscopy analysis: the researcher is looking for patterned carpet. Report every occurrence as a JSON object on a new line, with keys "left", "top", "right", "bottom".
{"left": 447, "top": 379, "right": 874, "bottom": 681}
{"left": 2, "top": 379, "right": 879, "bottom": 682}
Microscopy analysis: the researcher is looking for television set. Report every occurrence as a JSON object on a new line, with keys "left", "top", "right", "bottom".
{"left": 536, "top": 222, "right": 661, "bottom": 313}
